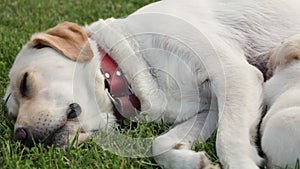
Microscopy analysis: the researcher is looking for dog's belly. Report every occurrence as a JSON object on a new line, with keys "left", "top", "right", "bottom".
{"left": 162, "top": 86, "right": 212, "bottom": 123}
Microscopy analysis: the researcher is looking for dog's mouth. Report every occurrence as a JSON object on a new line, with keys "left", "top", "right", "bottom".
{"left": 41, "top": 125, "right": 70, "bottom": 147}
{"left": 49, "top": 124, "right": 86, "bottom": 147}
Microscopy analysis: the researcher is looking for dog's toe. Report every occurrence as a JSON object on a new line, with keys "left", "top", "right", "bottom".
{"left": 200, "top": 154, "right": 220, "bottom": 169}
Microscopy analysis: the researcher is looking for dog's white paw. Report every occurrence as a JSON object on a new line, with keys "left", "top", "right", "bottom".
{"left": 199, "top": 153, "right": 220, "bottom": 169}
{"left": 154, "top": 143, "right": 219, "bottom": 169}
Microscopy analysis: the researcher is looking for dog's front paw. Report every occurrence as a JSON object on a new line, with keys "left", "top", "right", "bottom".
{"left": 200, "top": 154, "right": 220, "bottom": 169}
{"left": 176, "top": 143, "right": 219, "bottom": 169}
{"left": 154, "top": 144, "right": 218, "bottom": 169}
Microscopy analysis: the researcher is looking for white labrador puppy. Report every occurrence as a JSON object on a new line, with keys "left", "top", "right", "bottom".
{"left": 4, "top": 0, "right": 300, "bottom": 169}
{"left": 262, "top": 34, "right": 300, "bottom": 168}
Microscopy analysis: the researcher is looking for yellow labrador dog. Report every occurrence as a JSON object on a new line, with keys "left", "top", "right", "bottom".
{"left": 262, "top": 34, "right": 300, "bottom": 168}
{"left": 4, "top": 0, "right": 300, "bottom": 168}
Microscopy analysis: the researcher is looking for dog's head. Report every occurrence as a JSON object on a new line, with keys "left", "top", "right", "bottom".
{"left": 267, "top": 34, "right": 300, "bottom": 73}
{"left": 264, "top": 34, "right": 300, "bottom": 106}
{"left": 4, "top": 22, "right": 115, "bottom": 147}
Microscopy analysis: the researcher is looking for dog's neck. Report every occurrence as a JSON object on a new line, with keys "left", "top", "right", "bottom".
{"left": 98, "top": 47, "right": 141, "bottom": 123}
{"left": 86, "top": 19, "right": 167, "bottom": 121}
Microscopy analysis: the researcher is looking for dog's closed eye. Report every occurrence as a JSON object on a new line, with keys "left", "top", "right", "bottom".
{"left": 20, "top": 72, "right": 29, "bottom": 97}
{"left": 67, "top": 103, "right": 81, "bottom": 119}
{"left": 33, "top": 43, "right": 49, "bottom": 49}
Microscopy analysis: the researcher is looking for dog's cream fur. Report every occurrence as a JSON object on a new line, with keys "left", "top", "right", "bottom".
{"left": 4, "top": 0, "right": 300, "bottom": 168}
{"left": 262, "top": 34, "right": 300, "bottom": 168}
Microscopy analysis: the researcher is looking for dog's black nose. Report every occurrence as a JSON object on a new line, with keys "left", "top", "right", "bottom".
{"left": 14, "top": 127, "right": 28, "bottom": 143}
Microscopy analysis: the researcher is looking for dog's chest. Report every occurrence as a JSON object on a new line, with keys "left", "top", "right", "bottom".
{"left": 139, "top": 45, "right": 211, "bottom": 122}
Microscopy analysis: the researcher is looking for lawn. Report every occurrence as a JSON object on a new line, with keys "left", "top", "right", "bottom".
{"left": 1, "top": 1, "right": 299, "bottom": 169}
{"left": 0, "top": 0, "right": 219, "bottom": 168}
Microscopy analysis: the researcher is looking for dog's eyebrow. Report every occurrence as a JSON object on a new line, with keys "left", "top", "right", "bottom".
{"left": 20, "top": 72, "right": 29, "bottom": 97}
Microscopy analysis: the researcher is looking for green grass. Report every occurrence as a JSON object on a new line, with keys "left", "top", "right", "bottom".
{"left": 0, "top": 0, "right": 218, "bottom": 168}
{"left": 0, "top": 1, "right": 298, "bottom": 169}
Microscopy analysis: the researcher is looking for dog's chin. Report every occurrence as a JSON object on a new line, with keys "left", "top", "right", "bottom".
{"left": 40, "top": 122, "right": 89, "bottom": 148}
{"left": 46, "top": 127, "right": 70, "bottom": 147}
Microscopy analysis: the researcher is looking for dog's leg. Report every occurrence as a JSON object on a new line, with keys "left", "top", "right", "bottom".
{"left": 211, "top": 61, "right": 264, "bottom": 169}
{"left": 261, "top": 108, "right": 300, "bottom": 168}
{"left": 152, "top": 111, "right": 219, "bottom": 169}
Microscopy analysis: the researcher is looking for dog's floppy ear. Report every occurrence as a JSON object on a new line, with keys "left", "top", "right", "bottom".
{"left": 28, "top": 22, "right": 93, "bottom": 62}
{"left": 267, "top": 34, "right": 300, "bottom": 75}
